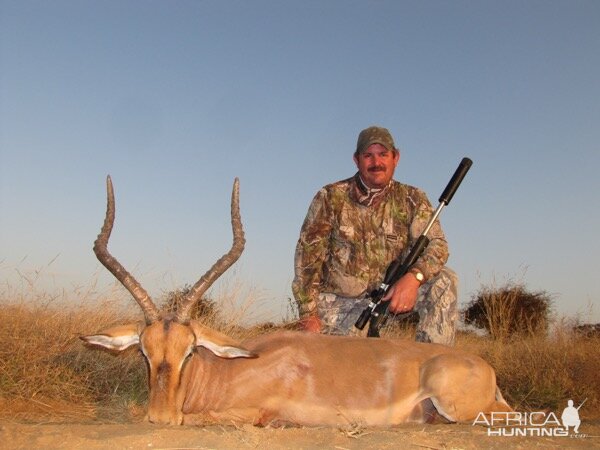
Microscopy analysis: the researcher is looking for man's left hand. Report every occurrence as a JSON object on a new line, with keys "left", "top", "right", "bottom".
{"left": 382, "top": 273, "right": 420, "bottom": 313}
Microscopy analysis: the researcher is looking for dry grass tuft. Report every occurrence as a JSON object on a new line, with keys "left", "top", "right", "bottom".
{"left": 462, "top": 282, "right": 553, "bottom": 339}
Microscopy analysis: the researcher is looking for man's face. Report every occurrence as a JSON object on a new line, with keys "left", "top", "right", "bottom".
{"left": 353, "top": 144, "right": 399, "bottom": 189}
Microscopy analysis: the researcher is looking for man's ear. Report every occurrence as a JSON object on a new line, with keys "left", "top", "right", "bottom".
{"left": 189, "top": 320, "right": 257, "bottom": 359}
{"left": 80, "top": 322, "right": 145, "bottom": 351}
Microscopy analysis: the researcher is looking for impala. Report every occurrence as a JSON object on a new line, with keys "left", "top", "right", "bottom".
{"left": 82, "top": 176, "right": 512, "bottom": 426}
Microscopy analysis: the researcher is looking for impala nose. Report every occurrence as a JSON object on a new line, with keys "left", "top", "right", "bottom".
{"left": 147, "top": 408, "right": 183, "bottom": 425}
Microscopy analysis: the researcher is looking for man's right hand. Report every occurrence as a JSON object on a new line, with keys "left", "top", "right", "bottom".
{"left": 382, "top": 273, "right": 420, "bottom": 314}
{"left": 299, "top": 315, "right": 322, "bottom": 333}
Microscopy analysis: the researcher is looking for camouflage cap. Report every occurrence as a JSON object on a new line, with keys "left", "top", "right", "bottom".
{"left": 356, "top": 126, "right": 396, "bottom": 154}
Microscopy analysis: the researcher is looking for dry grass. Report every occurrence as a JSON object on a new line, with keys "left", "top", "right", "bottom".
{"left": 0, "top": 285, "right": 147, "bottom": 422}
{"left": 1, "top": 282, "right": 598, "bottom": 423}
{"left": 457, "top": 324, "right": 600, "bottom": 415}
{"left": 383, "top": 319, "right": 599, "bottom": 416}
{"left": 462, "top": 282, "right": 553, "bottom": 339}
{"left": 0, "top": 276, "right": 267, "bottom": 422}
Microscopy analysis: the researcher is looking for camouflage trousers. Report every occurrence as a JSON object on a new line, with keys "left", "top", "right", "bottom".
{"left": 316, "top": 267, "right": 458, "bottom": 346}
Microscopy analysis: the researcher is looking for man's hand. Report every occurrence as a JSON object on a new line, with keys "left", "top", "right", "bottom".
{"left": 299, "top": 315, "right": 322, "bottom": 333}
{"left": 383, "top": 273, "right": 420, "bottom": 313}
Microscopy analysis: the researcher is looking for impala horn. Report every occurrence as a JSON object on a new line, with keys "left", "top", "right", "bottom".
{"left": 175, "top": 178, "right": 245, "bottom": 323}
{"left": 94, "top": 176, "right": 161, "bottom": 324}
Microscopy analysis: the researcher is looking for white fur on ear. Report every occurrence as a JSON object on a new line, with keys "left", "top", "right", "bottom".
{"left": 188, "top": 320, "right": 257, "bottom": 359}
{"left": 81, "top": 334, "right": 140, "bottom": 351}
{"left": 197, "top": 339, "right": 257, "bottom": 359}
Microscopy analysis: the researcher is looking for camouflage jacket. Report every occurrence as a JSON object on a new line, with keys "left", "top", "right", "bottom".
{"left": 292, "top": 174, "right": 449, "bottom": 317}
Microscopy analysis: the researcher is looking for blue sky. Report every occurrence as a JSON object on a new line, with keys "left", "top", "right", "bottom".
{"left": 1, "top": 0, "right": 599, "bottom": 323}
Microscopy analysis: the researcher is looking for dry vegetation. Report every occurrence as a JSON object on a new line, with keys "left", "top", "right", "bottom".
{"left": 463, "top": 282, "right": 553, "bottom": 338}
{"left": 0, "top": 281, "right": 598, "bottom": 424}
{"left": 0, "top": 287, "right": 146, "bottom": 422}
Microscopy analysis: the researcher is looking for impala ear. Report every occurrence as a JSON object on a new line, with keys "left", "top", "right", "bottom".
{"left": 189, "top": 320, "right": 257, "bottom": 359}
{"left": 80, "top": 322, "right": 145, "bottom": 351}
{"left": 197, "top": 340, "right": 257, "bottom": 359}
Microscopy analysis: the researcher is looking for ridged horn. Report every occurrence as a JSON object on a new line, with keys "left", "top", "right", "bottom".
{"left": 94, "top": 175, "right": 161, "bottom": 324}
{"left": 175, "top": 178, "right": 245, "bottom": 323}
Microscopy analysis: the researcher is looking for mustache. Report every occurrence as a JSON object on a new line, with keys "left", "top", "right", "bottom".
{"left": 367, "top": 165, "right": 386, "bottom": 172}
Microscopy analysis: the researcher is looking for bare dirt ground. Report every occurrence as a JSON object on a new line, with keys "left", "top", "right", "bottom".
{"left": 2, "top": 419, "right": 600, "bottom": 450}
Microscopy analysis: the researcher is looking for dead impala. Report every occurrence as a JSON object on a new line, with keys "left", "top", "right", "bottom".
{"left": 82, "top": 176, "right": 512, "bottom": 426}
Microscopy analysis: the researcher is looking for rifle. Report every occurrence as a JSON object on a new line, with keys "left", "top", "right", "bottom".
{"left": 576, "top": 398, "right": 588, "bottom": 410}
{"left": 354, "top": 157, "right": 473, "bottom": 337}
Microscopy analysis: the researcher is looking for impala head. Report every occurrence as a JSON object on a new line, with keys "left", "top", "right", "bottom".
{"left": 81, "top": 176, "right": 254, "bottom": 425}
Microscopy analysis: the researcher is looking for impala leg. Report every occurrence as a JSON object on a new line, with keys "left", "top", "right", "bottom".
{"left": 408, "top": 398, "right": 451, "bottom": 424}
{"left": 420, "top": 353, "right": 499, "bottom": 422}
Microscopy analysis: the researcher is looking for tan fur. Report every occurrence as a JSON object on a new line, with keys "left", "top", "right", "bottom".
{"left": 82, "top": 323, "right": 511, "bottom": 426}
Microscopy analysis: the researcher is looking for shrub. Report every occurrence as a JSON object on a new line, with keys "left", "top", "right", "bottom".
{"left": 573, "top": 323, "right": 600, "bottom": 338}
{"left": 462, "top": 283, "right": 553, "bottom": 339}
{"left": 162, "top": 285, "right": 222, "bottom": 325}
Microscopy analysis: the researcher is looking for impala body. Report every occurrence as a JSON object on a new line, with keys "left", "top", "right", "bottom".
{"left": 82, "top": 176, "right": 511, "bottom": 426}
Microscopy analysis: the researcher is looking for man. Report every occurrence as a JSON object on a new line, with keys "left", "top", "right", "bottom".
{"left": 292, "top": 126, "right": 458, "bottom": 345}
